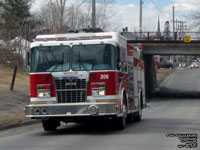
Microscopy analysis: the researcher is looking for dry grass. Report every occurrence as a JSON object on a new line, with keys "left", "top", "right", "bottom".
{"left": 0, "top": 66, "right": 30, "bottom": 126}
{"left": 157, "top": 68, "right": 174, "bottom": 84}
{"left": 0, "top": 66, "right": 29, "bottom": 92}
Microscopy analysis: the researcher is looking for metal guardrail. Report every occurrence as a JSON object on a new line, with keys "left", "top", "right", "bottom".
{"left": 121, "top": 32, "right": 200, "bottom": 42}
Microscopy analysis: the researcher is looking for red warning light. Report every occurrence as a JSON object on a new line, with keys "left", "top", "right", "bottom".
{"left": 139, "top": 45, "right": 144, "bottom": 50}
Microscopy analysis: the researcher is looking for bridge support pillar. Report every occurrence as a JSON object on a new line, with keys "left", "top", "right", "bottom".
{"left": 143, "top": 55, "right": 157, "bottom": 97}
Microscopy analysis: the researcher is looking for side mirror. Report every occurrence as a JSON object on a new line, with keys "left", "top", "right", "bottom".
{"left": 118, "top": 62, "right": 123, "bottom": 69}
{"left": 118, "top": 62, "right": 127, "bottom": 73}
{"left": 122, "top": 62, "right": 127, "bottom": 67}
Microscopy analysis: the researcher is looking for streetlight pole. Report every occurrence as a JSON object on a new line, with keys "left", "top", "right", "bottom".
{"left": 91, "top": 0, "right": 96, "bottom": 30}
{"left": 173, "top": 5, "right": 175, "bottom": 39}
{"left": 139, "top": 0, "right": 143, "bottom": 38}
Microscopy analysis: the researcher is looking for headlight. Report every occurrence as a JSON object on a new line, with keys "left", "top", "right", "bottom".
{"left": 92, "top": 90, "right": 106, "bottom": 96}
{"left": 37, "top": 84, "right": 51, "bottom": 98}
{"left": 38, "top": 91, "right": 51, "bottom": 98}
{"left": 91, "top": 83, "right": 106, "bottom": 96}
{"left": 98, "top": 90, "right": 105, "bottom": 96}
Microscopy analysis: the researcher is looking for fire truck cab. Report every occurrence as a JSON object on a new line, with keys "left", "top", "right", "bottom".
{"left": 25, "top": 32, "right": 146, "bottom": 131}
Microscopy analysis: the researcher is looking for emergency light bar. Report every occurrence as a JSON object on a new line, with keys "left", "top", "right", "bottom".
{"left": 33, "top": 35, "right": 112, "bottom": 42}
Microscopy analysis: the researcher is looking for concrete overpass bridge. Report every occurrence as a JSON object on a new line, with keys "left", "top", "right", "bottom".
{"left": 131, "top": 42, "right": 200, "bottom": 55}
{"left": 122, "top": 32, "right": 200, "bottom": 97}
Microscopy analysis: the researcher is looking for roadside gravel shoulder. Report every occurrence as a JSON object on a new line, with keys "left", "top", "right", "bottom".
{"left": 157, "top": 68, "right": 175, "bottom": 85}
{"left": 0, "top": 90, "right": 30, "bottom": 127}
{"left": 0, "top": 66, "right": 34, "bottom": 129}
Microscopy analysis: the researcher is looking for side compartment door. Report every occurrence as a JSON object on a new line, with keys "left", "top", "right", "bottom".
{"left": 127, "top": 62, "right": 134, "bottom": 110}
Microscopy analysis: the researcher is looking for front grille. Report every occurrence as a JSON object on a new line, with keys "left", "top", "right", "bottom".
{"left": 54, "top": 78, "right": 87, "bottom": 103}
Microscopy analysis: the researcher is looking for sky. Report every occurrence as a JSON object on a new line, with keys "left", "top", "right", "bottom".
{"left": 113, "top": 0, "right": 200, "bottom": 31}
{"left": 31, "top": 0, "right": 200, "bottom": 32}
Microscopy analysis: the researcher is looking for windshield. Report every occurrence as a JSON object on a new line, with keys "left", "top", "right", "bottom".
{"left": 72, "top": 44, "right": 116, "bottom": 71}
{"left": 30, "top": 46, "right": 70, "bottom": 72}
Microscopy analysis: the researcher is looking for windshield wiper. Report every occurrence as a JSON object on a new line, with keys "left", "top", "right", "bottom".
{"left": 62, "top": 52, "right": 64, "bottom": 70}
{"left": 75, "top": 51, "right": 96, "bottom": 79}
{"left": 45, "top": 48, "right": 60, "bottom": 81}
{"left": 78, "top": 51, "right": 81, "bottom": 70}
{"left": 77, "top": 51, "right": 89, "bottom": 71}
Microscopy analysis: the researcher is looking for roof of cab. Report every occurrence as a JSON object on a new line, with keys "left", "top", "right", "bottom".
{"left": 33, "top": 32, "right": 126, "bottom": 42}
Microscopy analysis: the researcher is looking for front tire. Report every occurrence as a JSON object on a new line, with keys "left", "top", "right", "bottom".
{"left": 115, "top": 96, "right": 127, "bottom": 130}
{"left": 42, "top": 119, "right": 60, "bottom": 131}
{"left": 133, "top": 108, "right": 142, "bottom": 122}
{"left": 133, "top": 95, "right": 142, "bottom": 122}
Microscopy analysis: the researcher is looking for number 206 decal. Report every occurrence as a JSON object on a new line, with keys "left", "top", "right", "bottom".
{"left": 100, "top": 74, "right": 109, "bottom": 80}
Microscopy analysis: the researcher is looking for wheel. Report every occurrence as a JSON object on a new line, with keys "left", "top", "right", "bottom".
{"left": 127, "top": 113, "right": 134, "bottom": 122}
{"left": 133, "top": 95, "right": 142, "bottom": 122}
{"left": 42, "top": 119, "right": 60, "bottom": 131}
{"left": 133, "top": 108, "right": 142, "bottom": 122}
{"left": 115, "top": 96, "right": 127, "bottom": 130}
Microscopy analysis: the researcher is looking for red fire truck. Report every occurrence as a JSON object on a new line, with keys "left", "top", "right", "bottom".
{"left": 25, "top": 32, "right": 146, "bottom": 131}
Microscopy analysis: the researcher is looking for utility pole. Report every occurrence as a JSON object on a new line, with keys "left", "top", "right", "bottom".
{"left": 139, "top": 0, "right": 143, "bottom": 38}
{"left": 173, "top": 5, "right": 175, "bottom": 38}
{"left": 91, "top": 0, "right": 96, "bottom": 30}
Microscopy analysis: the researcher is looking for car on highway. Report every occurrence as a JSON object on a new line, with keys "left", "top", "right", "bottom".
{"left": 179, "top": 63, "right": 186, "bottom": 68}
{"left": 161, "top": 61, "right": 173, "bottom": 68}
{"left": 190, "top": 62, "right": 199, "bottom": 69}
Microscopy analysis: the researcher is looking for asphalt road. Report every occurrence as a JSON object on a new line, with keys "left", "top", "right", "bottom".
{"left": 160, "top": 67, "right": 200, "bottom": 92}
{"left": 0, "top": 68, "right": 200, "bottom": 150}
{"left": 154, "top": 67, "right": 200, "bottom": 97}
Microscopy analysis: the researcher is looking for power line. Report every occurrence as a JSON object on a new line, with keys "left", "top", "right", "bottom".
{"left": 151, "top": 0, "right": 172, "bottom": 22}
{"left": 163, "top": 0, "right": 173, "bottom": 4}
{"left": 159, "top": 0, "right": 171, "bottom": 6}
{"left": 154, "top": 0, "right": 166, "bottom": 8}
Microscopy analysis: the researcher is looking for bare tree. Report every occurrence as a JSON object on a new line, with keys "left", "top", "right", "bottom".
{"left": 190, "top": 10, "right": 200, "bottom": 31}
{"left": 164, "top": 21, "right": 171, "bottom": 40}
{"left": 48, "top": 0, "right": 67, "bottom": 33}
{"left": 37, "top": 6, "right": 53, "bottom": 31}
{"left": 36, "top": 0, "right": 117, "bottom": 32}
{"left": 66, "top": 3, "right": 90, "bottom": 30}
{"left": 96, "top": 0, "right": 116, "bottom": 30}
{"left": 35, "top": 0, "right": 68, "bottom": 33}
{"left": 38, "top": 0, "right": 88, "bottom": 32}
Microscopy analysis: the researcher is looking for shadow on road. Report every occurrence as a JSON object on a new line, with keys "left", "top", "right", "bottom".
{"left": 36, "top": 117, "right": 200, "bottom": 136}
{"left": 151, "top": 87, "right": 200, "bottom": 99}
{"left": 37, "top": 121, "right": 142, "bottom": 136}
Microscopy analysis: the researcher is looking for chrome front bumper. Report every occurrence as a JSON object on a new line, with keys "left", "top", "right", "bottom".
{"left": 25, "top": 102, "right": 120, "bottom": 118}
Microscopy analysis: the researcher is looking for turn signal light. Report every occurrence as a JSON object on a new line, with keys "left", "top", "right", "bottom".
{"left": 92, "top": 83, "right": 99, "bottom": 88}
{"left": 43, "top": 85, "right": 51, "bottom": 90}
{"left": 91, "top": 83, "right": 106, "bottom": 89}
{"left": 37, "top": 84, "right": 51, "bottom": 90}
{"left": 91, "top": 83, "right": 106, "bottom": 96}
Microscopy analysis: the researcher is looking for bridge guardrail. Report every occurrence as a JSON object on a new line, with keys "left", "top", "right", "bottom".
{"left": 121, "top": 32, "right": 200, "bottom": 42}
